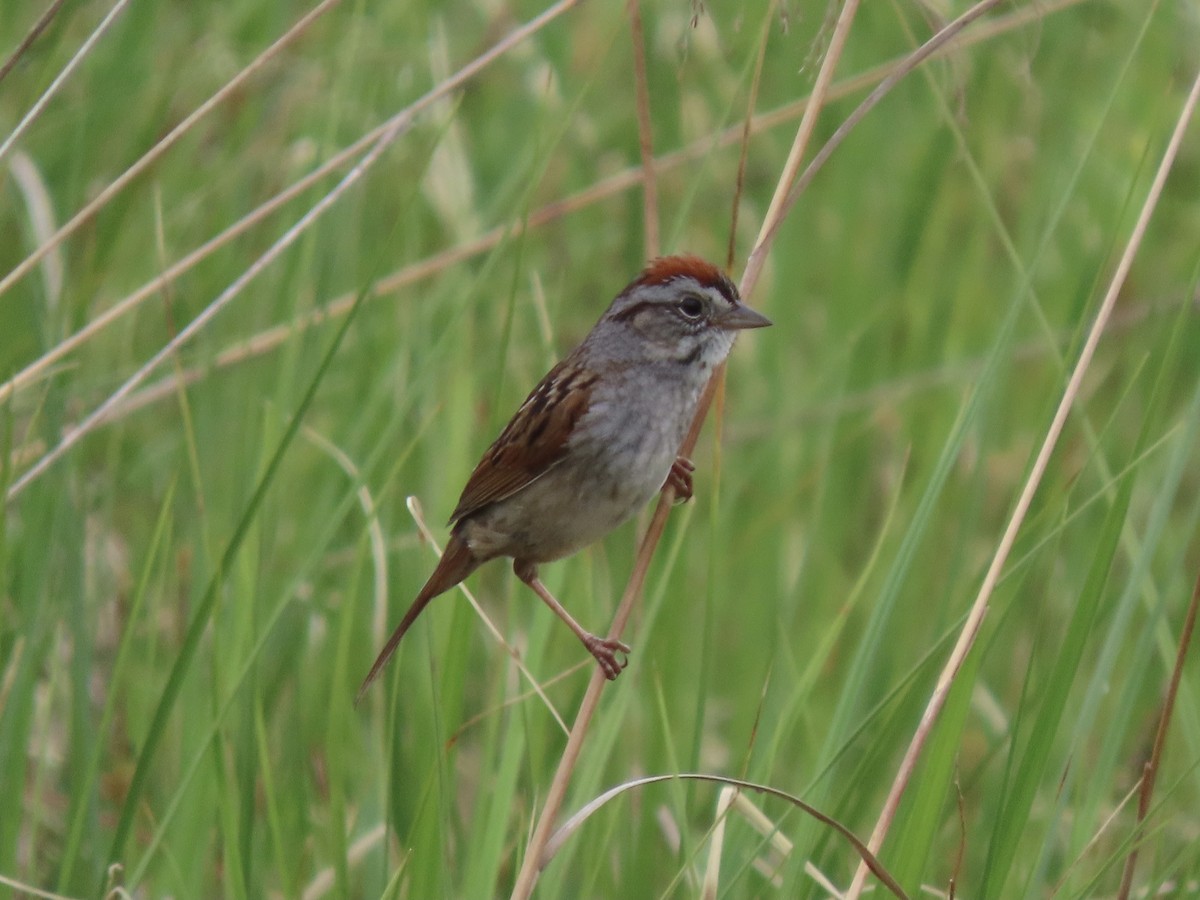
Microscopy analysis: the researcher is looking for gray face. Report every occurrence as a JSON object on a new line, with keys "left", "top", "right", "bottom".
{"left": 598, "top": 276, "right": 743, "bottom": 367}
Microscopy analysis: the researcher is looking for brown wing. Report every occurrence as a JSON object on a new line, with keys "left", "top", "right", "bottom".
{"left": 448, "top": 359, "right": 598, "bottom": 525}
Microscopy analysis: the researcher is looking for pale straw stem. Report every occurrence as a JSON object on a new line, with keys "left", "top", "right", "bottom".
{"left": 0, "top": 0, "right": 131, "bottom": 170}
{"left": 844, "top": 66, "right": 1200, "bottom": 900}
{"left": 0, "top": 0, "right": 344, "bottom": 301}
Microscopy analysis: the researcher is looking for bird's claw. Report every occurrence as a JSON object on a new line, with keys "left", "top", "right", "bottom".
{"left": 585, "top": 635, "right": 631, "bottom": 680}
{"left": 667, "top": 456, "right": 695, "bottom": 504}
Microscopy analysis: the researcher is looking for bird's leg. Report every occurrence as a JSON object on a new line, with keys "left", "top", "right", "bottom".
{"left": 512, "top": 560, "right": 630, "bottom": 679}
{"left": 665, "top": 456, "right": 694, "bottom": 503}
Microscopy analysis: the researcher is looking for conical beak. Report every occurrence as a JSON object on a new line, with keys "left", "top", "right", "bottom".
{"left": 716, "top": 304, "right": 772, "bottom": 331}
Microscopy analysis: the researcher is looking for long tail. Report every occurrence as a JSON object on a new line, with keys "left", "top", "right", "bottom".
{"left": 355, "top": 533, "right": 480, "bottom": 704}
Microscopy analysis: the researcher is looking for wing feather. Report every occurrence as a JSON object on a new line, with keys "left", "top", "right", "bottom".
{"left": 448, "top": 360, "right": 597, "bottom": 524}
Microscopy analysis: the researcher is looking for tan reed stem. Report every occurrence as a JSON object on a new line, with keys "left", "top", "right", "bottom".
{"left": 844, "top": 65, "right": 1200, "bottom": 900}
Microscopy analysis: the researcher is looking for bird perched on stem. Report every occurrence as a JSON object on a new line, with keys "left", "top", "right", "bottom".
{"left": 357, "top": 255, "right": 770, "bottom": 702}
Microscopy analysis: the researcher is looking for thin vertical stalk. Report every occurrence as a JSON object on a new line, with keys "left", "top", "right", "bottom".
{"left": 507, "top": 1, "right": 866, "bottom": 894}
{"left": 845, "top": 67, "right": 1200, "bottom": 899}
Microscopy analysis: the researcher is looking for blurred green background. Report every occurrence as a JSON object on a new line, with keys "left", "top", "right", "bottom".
{"left": 1, "top": 0, "right": 1198, "bottom": 896}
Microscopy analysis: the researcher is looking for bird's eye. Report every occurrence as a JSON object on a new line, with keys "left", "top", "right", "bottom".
{"left": 678, "top": 295, "right": 704, "bottom": 319}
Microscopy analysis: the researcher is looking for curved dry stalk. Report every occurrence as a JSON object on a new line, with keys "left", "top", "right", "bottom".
{"left": 8, "top": 152, "right": 64, "bottom": 310}
{"left": 844, "top": 67, "right": 1200, "bottom": 900}
{"left": 543, "top": 773, "right": 909, "bottom": 899}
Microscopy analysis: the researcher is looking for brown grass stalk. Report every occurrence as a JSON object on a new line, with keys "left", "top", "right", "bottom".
{"left": 725, "top": 0, "right": 778, "bottom": 273}
{"left": 0, "top": 0, "right": 68, "bottom": 86}
{"left": 507, "top": 0, "right": 868, "bottom": 891}
{"left": 844, "top": 66, "right": 1200, "bottom": 900}
{"left": 1116, "top": 566, "right": 1200, "bottom": 900}
{"left": 627, "top": 0, "right": 659, "bottom": 259}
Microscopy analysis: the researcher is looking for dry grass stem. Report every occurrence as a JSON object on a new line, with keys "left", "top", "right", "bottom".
{"left": 844, "top": 66, "right": 1200, "bottom": 900}
{"left": 726, "top": 3, "right": 777, "bottom": 272}
{"left": 0, "top": 0, "right": 132, "bottom": 170}
{"left": 0, "top": 0, "right": 344, "bottom": 302}
{"left": 508, "top": 0, "right": 866, "bottom": 889}
{"left": 0, "top": 0, "right": 68, "bottom": 86}
{"left": 627, "top": 0, "right": 659, "bottom": 259}
{"left": 1116, "top": 567, "right": 1200, "bottom": 899}
{"left": 700, "top": 786, "right": 738, "bottom": 898}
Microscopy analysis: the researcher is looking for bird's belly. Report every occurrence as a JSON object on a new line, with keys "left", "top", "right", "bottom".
{"left": 459, "top": 372, "right": 699, "bottom": 564}
{"left": 462, "top": 433, "right": 676, "bottom": 564}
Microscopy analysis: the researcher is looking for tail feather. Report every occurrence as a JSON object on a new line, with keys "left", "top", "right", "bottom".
{"left": 355, "top": 533, "right": 479, "bottom": 704}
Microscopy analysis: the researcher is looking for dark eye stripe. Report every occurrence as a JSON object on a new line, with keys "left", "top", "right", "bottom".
{"left": 608, "top": 299, "right": 658, "bottom": 322}
{"left": 610, "top": 288, "right": 716, "bottom": 323}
